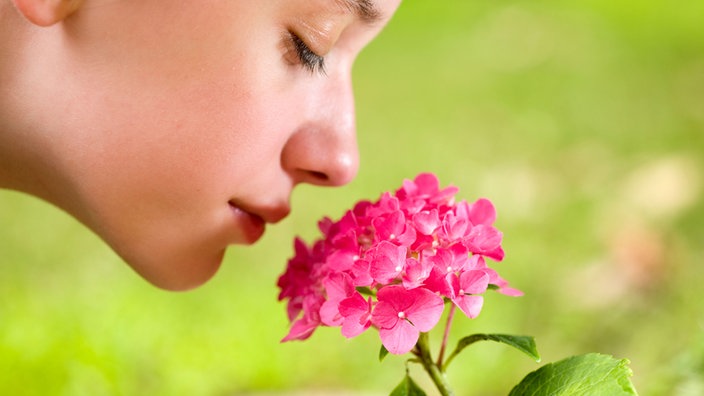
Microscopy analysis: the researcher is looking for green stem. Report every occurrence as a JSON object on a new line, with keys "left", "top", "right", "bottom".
{"left": 436, "top": 304, "right": 456, "bottom": 367}
{"left": 416, "top": 332, "right": 455, "bottom": 396}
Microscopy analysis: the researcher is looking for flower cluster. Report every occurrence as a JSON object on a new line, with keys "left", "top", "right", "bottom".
{"left": 277, "top": 173, "right": 521, "bottom": 355}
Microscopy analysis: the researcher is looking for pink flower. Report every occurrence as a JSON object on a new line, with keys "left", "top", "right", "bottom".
{"left": 448, "top": 270, "right": 490, "bottom": 318}
{"left": 401, "top": 256, "right": 433, "bottom": 289}
{"left": 349, "top": 257, "right": 373, "bottom": 286}
{"left": 371, "top": 285, "right": 444, "bottom": 354}
{"left": 464, "top": 224, "right": 505, "bottom": 261}
{"left": 281, "top": 293, "right": 323, "bottom": 342}
{"left": 278, "top": 172, "right": 521, "bottom": 352}
{"left": 396, "top": 173, "right": 458, "bottom": 208}
{"left": 372, "top": 210, "right": 416, "bottom": 247}
{"left": 485, "top": 267, "right": 524, "bottom": 297}
{"left": 464, "top": 198, "right": 497, "bottom": 226}
{"left": 277, "top": 238, "right": 321, "bottom": 322}
{"left": 413, "top": 209, "right": 441, "bottom": 235}
{"left": 369, "top": 241, "right": 408, "bottom": 284}
{"left": 428, "top": 244, "right": 470, "bottom": 274}
{"left": 468, "top": 255, "right": 524, "bottom": 297}
{"left": 319, "top": 273, "right": 355, "bottom": 326}
{"left": 338, "top": 292, "right": 374, "bottom": 338}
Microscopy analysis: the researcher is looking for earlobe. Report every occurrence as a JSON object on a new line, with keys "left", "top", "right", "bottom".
{"left": 12, "top": 0, "right": 83, "bottom": 27}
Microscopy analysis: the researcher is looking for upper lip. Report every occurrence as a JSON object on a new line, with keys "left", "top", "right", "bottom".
{"left": 229, "top": 200, "right": 291, "bottom": 224}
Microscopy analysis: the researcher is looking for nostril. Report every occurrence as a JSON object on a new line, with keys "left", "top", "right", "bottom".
{"left": 308, "top": 171, "right": 329, "bottom": 182}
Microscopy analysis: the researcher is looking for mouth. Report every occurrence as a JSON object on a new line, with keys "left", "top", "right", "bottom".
{"left": 228, "top": 202, "right": 266, "bottom": 244}
{"left": 227, "top": 200, "right": 291, "bottom": 244}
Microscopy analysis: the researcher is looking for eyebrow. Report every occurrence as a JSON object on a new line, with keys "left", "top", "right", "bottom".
{"left": 336, "top": 0, "right": 383, "bottom": 24}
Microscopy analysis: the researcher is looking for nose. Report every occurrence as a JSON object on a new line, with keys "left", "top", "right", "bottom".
{"left": 280, "top": 74, "right": 360, "bottom": 187}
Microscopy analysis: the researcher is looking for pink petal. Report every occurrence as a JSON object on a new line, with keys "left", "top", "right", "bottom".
{"left": 323, "top": 273, "right": 354, "bottom": 302}
{"left": 459, "top": 270, "right": 490, "bottom": 295}
{"left": 465, "top": 225, "right": 503, "bottom": 255}
{"left": 484, "top": 268, "right": 523, "bottom": 296}
{"left": 320, "top": 274, "right": 354, "bottom": 326}
{"left": 395, "top": 223, "right": 417, "bottom": 247}
{"left": 484, "top": 245, "right": 505, "bottom": 262}
{"left": 379, "top": 320, "right": 419, "bottom": 355}
{"left": 370, "top": 256, "right": 402, "bottom": 284}
{"left": 497, "top": 286, "right": 524, "bottom": 297}
{"left": 281, "top": 316, "right": 319, "bottom": 342}
{"left": 334, "top": 211, "right": 359, "bottom": 237}
{"left": 339, "top": 293, "right": 369, "bottom": 317}
{"left": 447, "top": 243, "right": 470, "bottom": 271}
{"left": 370, "top": 299, "right": 400, "bottom": 330}
{"left": 374, "top": 192, "right": 400, "bottom": 214}
{"left": 341, "top": 315, "right": 371, "bottom": 338}
{"left": 317, "top": 217, "right": 335, "bottom": 237}
{"left": 453, "top": 295, "right": 484, "bottom": 319}
{"left": 423, "top": 267, "right": 453, "bottom": 297}
{"left": 285, "top": 299, "right": 303, "bottom": 322}
{"left": 413, "top": 209, "right": 441, "bottom": 235}
{"left": 414, "top": 173, "right": 440, "bottom": 195}
{"left": 372, "top": 211, "right": 406, "bottom": 241}
{"left": 399, "top": 198, "right": 426, "bottom": 215}
{"left": 325, "top": 249, "right": 356, "bottom": 272}
{"left": 319, "top": 299, "right": 344, "bottom": 326}
{"left": 447, "top": 272, "right": 461, "bottom": 299}
{"left": 442, "top": 211, "right": 469, "bottom": 241}
{"left": 374, "top": 285, "right": 408, "bottom": 308}
{"left": 339, "top": 294, "right": 373, "bottom": 338}
{"left": 402, "top": 257, "right": 432, "bottom": 290}
{"left": 410, "top": 233, "right": 435, "bottom": 251}
{"left": 468, "top": 198, "right": 497, "bottom": 226}
{"left": 352, "top": 199, "right": 374, "bottom": 217}
{"left": 466, "top": 254, "right": 487, "bottom": 271}
{"left": 405, "top": 288, "right": 445, "bottom": 332}
{"left": 369, "top": 241, "right": 407, "bottom": 284}
{"left": 428, "top": 248, "right": 453, "bottom": 273}
{"left": 350, "top": 258, "right": 373, "bottom": 287}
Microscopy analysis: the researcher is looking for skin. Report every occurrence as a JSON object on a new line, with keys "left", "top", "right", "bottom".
{"left": 0, "top": 0, "right": 402, "bottom": 290}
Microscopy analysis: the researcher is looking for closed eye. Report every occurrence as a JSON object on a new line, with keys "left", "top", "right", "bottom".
{"left": 288, "top": 31, "right": 326, "bottom": 75}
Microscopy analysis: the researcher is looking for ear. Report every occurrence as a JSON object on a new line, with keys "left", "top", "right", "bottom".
{"left": 12, "top": 0, "right": 83, "bottom": 27}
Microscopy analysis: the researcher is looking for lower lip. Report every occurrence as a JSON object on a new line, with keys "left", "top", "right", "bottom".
{"left": 229, "top": 204, "right": 265, "bottom": 244}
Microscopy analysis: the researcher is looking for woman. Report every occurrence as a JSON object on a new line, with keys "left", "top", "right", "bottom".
{"left": 0, "top": 0, "right": 402, "bottom": 290}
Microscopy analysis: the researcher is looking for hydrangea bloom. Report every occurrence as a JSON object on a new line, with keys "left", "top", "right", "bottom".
{"left": 277, "top": 173, "right": 521, "bottom": 354}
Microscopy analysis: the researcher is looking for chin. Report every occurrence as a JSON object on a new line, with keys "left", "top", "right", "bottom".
{"left": 125, "top": 249, "right": 226, "bottom": 291}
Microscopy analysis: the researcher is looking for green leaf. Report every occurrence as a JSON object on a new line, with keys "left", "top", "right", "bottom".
{"left": 379, "top": 344, "right": 390, "bottom": 362}
{"left": 509, "top": 353, "right": 639, "bottom": 396}
{"left": 455, "top": 333, "right": 541, "bottom": 362}
{"left": 356, "top": 286, "right": 375, "bottom": 296}
{"left": 389, "top": 374, "right": 427, "bottom": 396}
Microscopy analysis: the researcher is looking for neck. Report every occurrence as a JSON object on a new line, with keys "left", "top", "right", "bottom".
{"left": 0, "top": 5, "right": 22, "bottom": 191}
{"left": 0, "top": 5, "right": 59, "bottom": 201}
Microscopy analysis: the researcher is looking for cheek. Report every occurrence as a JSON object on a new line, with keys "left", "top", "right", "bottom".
{"left": 90, "top": 83, "right": 286, "bottom": 210}
{"left": 155, "top": 85, "right": 293, "bottom": 195}
{"left": 69, "top": 0, "right": 304, "bottom": 196}
{"left": 57, "top": 2, "right": 305, "bottom": 288}
{"left": 64, "top": 67, "right": 294, "bottom": 289}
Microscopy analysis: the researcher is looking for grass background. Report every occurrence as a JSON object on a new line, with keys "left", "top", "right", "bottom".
{"left": 1, "top": 1, "right": 703, "bottom": 395}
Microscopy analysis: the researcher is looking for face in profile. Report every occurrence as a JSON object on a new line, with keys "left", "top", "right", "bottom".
{"left": 8, "top": 0, "right": 401, "bottom": 290}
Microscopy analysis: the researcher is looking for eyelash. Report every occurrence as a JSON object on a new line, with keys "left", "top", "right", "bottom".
{"left": 288, "top": 32, "right": 326, "bottom": 75}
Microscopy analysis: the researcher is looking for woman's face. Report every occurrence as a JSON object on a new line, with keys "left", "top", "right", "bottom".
{"left": 41, "top": 0, "right": 401, "bottom": 289}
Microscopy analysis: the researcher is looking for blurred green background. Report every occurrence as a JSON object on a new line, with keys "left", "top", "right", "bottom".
{"left": 2, "top": 1, "right": 703, "bottom": 395}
